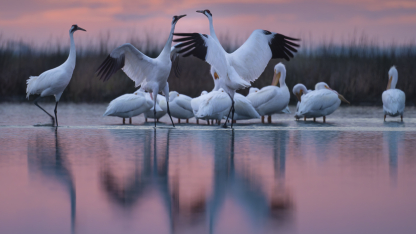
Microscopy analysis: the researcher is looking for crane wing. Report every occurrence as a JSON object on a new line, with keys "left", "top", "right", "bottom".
{"left": 229, "top": 29, "right": 300, "bottom": 83}
{"left": 96, "top": 43, "right": 156, "bottom": 87}
{"left": 173, "top": 33, "right": 228, "bottom": 80}
{"left": 170, "top": 43, "right": 182, "bottom": 78}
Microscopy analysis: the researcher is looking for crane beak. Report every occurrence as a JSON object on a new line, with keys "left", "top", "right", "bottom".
{"left": 338, "top": 94, "right": 350, "bottom": 104}
{"left": 196, "top": 10, "right": 204, "bottom": 13}
{"left": 271, "top": 71, "right": 280, "bottom": 86}
{"left": 387, "top": 76, "right": 392, "bottom": 90}
{"left": 77, "top": 27, "right": 86, "bottom": 32}
{"left": 178, "top": 14, "right": 186, "bottom": 19}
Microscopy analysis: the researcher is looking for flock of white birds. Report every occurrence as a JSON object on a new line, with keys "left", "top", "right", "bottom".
{"left": 25, "top": 10, "right": 406, "bottom": 128}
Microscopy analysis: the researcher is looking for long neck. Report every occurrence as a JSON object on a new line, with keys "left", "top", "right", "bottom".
{"left": 159, "top": 24, "right": 176, "bottom": 59}
{"left": 208, "top": 17, "right": 219, "bottom": 42}
{"left": 64, "top": 32, "right": 76, "bottom": 69}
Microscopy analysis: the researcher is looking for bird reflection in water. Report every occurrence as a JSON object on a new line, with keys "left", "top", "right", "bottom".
{"left": 384, "top": 131, "right": 403, "bottom": 187}
{"left": 99, "top": 129, "right": 293, "bottom": 233}
{"left": 99, "top": 129, "right": 207, "bottom": 232}
{"left": 270, "top": 131, "right": 293, "bottom": 222}
{"left": 208, "top": 130, "right": 294, "bottom": 233}
{"left": 27, "top": 129, "right": 76, "bottom": 234}
{"left": 100, "top": 130, "right": 172, "bottom": 212}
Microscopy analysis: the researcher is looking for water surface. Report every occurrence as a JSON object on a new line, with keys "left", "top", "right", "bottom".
{"left": 1, "top": 104, "right": 416, "bottom": 234}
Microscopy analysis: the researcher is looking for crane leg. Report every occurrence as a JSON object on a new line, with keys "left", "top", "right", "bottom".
{"left": 223, "top": 96, "right": 235, "bottom": 128}
{"left": 218, "top": 119, "right": 221, "bottom": 125}
{"left": 268, "top": 115, "right": 272, "bottom": 123}
{"left": 211, "top": 119, "right": 214, "bottom": 125}
{"left": 323, "top": 116, "right": 326, "bottom": 123}
{"left": 261, "top": 116, "right": 265, "bottom": 123}
{"left": 207, "top": 120, "right": 210, "bottom": 125}
{"left": 197, "top": 119, "right": 199, "bottom": 124}
{"left": 178, "top": 119, "right": 180, "bottom": 124}
{"left": 230, "top": 101, "right": 235, "bottom": 128}
{"left": 123, "top": 118, "right": 125, "bottom": 124}
{"left": 313, "top": 117, "right": 316, "bottom": 122}
{"left": 384, "top": 115, "right": 386, "bottom": 121}
{"left": 162, "top": 83, "right": 175, "bottom": 127}
{"left": 304, "top": 116, "right": 306, "bottom": 121}
{"left": 33, "top": 96, "right": 55, "bottom": 126}
{"left": 129, "top": 118, "right": 132, "bottom": 124}
{"left": 166, "top": 101, "right": 175, "bottom": 127}
{"left": 186, "top": 119, "right": 189, "bottom": 124}
{"left": 153, "top": 101, "right": 157, "bottom": 128}
{"left": 401, "top": 115, "right": 403, "bottom": 122}
{"left": 145, "top": 118, "right": 148, "bottom": 122}
{"left": 54, "top": 101, "right": 59, "bottom": 127}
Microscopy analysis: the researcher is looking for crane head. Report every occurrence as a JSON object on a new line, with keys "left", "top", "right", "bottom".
{"left": 196, "top": 9, "right": 212, "bottom": 18}
{"left": 172, "top": 15, "right": 186, "bottom": 25}
{"left": 70, "top": 24, "right": 86, "bottom": 33}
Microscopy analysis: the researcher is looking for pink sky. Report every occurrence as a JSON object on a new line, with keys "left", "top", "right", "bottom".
{"left": 0, "top": 0, "right": 415, "bottom": 47}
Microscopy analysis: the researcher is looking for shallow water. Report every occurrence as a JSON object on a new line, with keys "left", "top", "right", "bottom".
{"left": 1, "top": 104, "right": 416, "bottom": 234}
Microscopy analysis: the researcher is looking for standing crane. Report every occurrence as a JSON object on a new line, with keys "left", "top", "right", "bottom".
{"left": 96, "top": 15, "right": 186, "bottom": 128}
{"left": 26, "top": 24, "right": 86, "bottom": 127}
{"left": 173, "top": 9, "right": 300, "bottom": 128}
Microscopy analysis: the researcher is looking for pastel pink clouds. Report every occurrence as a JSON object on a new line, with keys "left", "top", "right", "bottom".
{"left": 0, "top": 0, "right": 415, "bottom": 45}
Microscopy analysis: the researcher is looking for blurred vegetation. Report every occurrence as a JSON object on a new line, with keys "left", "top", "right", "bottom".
{"left": 0, "top": 32, "right": 415, "bottom": 105}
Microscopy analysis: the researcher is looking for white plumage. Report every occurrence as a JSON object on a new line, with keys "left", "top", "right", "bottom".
{"left": 160, "top": 91, "right": 194, "bottom": 123}
{"left": 292, "top": 83, "right": 312, "bottom": 120}
{"left": 191, "top": 91, "right": 208, "bottom": 124}
{"left": 173, "top": 9, "right": 299, "bottom": 128}
{"left": 246, "top": 63, "right": 290, "bottom": 123}
{"left": 103, "top": 90, "right": 154, "bottom": 124}
{"left": 96, "top": 15, "right": 186, "bottom": 127}
{"left": 296, "top": 82, "right": 349, "bottom": 122}
{"left": 230, "top": 93, "right": 260, "bottom": 121}
{"left": 195, "top": 88, "right": 232, "bottom": 122}
{"left": 382, "top": 66, "right": 405, "bottom": 121}
{"left": 26, "top": 24, "right": 86, "bottom": 126}
{"left": 144, "top": 93, "right": 166, "bottom": 121}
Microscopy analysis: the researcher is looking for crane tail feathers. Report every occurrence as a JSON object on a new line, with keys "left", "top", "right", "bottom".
{"left": 26, "top": 76, "right": 38, "bottom": 99}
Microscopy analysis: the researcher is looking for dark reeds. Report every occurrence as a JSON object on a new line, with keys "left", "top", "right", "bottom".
{"left": 0, "top": 33, "right": 415, "bottom": 105}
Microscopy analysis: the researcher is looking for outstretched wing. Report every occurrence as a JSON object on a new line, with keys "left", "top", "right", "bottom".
{"left": 229, "top": 29, "right": 300, "bottom": 83}
{"left": 173, "top": 33, "right": 228, "bottom": 79}
{"left": 96, "top": 43, "right": 155, "bottom": 87}
{"left": 170, "top": 43, "right": 182, "bottom": 78}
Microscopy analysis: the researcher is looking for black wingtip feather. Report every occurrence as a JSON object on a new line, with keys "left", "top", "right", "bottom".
{"left": 268, "top": 32, "right": 301, "bottom": 60}
{"left": 283, "top": 35, "right": 301, "bottom": 41}
{"left": 96, "top": 55, "right": 110, "bottom": 73}
{"left": 96, "top": 54, "right": 125, "bottom": 81}
{"left": 96, "top": 56, "right": 111, "bottom": 78}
